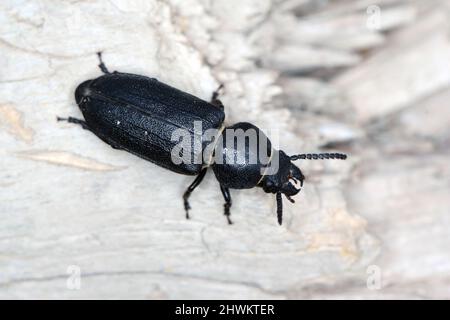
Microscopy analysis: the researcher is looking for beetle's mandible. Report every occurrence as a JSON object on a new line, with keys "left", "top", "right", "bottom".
{"left": 58, "top": 52, "right": 347, "bottom": 225}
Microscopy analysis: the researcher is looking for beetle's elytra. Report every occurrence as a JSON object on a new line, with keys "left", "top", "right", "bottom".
{"left": 59, "top": 52, "right": 347, "bottom": 225}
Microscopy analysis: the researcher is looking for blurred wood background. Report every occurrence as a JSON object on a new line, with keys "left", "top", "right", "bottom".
{"left": 1, "top": 0, "right": 449, "bottom": 299}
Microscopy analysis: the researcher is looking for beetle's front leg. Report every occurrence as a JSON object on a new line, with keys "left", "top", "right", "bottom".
{"left": 57, "top": 116, "right": 91, "bottom": 131}
{"left": 210, "top": 84, "right": 224, "bottom": 109}
{"left": 276, "top": 192, "right": 283, "bottom": 225}
{"left": 183, "top": 168, "right": 208, "bottom": 219}
{"left": 220, "top": 185, "right": 233, "bottom": 225}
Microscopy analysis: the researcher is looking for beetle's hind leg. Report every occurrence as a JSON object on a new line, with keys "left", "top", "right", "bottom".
{"left": 97, "top": 52, "right": 111, "bottom": 74}
{"left": 57, "top": 116, "right": 91, "bottom": 131}
{"left": 211, "top": 84, "right": 224, "bottom": 109}
{"left": 220, "top": 185, "right": 233, "bottom": 225}
{"left": 183, "top": 168, "right": 208, "bottom": 220}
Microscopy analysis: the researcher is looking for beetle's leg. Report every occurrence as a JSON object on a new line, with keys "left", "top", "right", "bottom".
{"left": 211, "top": 84, "right": 223, "bottom": 101}
{"left": 276, "top": 192, "right": 283, "bottom": 225}
{"left": 211, "top": 84, "right": 224, "bottom": 109}
{"left": 57, "top": 116, "right": 91, "bottom": 131}
{"left": 220, "top": 185, "right": 233, "bottom": 225}
{"left": 183, "top": 168, "right": 208, "bottom": 219}
{"left": 97, "top": 52, "right": 111, "bottom": 74}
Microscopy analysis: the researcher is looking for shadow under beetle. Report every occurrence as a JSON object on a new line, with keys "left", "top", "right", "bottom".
{"left": 59, "top": 53, "right": 347, "bottom": 225}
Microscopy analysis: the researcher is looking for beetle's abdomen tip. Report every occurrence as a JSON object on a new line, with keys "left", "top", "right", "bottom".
{"left": 75, "top": 80, "right": 93, "bottom": 105}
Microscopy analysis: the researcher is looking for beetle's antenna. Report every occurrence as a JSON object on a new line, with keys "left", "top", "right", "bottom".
{"left": 290, "top": 153, "right": 347, "bottom": 161}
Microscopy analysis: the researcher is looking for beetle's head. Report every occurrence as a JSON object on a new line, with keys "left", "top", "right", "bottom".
{"left": 259, "top": 151, "right": 304, "bottom": 200}
{"left": 259, "top": 151, "right": 347, "bottom": 201}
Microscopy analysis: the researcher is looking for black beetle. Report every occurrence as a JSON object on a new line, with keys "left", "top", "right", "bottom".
{"left": 58, "top": 53, "right": 347, "bottom": 225}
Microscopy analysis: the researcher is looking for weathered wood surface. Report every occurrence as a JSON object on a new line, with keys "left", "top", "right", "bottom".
{"left": 1, "top": 0, "right": 449, "bottom": 299}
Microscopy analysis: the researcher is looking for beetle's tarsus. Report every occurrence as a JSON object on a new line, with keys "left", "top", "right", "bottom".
{"left": 182, "top": 168, "right": 208, "bottom": 221}
{"left": 212, "top": 84, "right": 224, "bottom": 100}
{"left": 97, "top": 51, "right": 111, "bottom": 74}
{"left": 57, "top": 116, "right": 90, "bottom": 131}
{"left": 276, "top": 192, "right": 283, "bottom": 225}
{"left": 224, "top": 203, "right": 233, "bottom": 225}
{"left": 211, "top": 84, "right": 224, "bottom": 109}
{"left": 220, "top": 185, "right": 233, "bottom": 225}
{"left": 183, "top": 194, "right": 191, "bottom": 219}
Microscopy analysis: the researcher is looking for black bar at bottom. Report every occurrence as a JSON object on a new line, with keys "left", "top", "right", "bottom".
{"left": 0, "top": 300, "right": 440, "bottom": 319}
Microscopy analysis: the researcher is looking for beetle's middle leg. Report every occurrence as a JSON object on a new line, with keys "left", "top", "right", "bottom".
{"left": 220, "top": 185, "right": 233, "bottom": 225}
{"left": 57, "top": 116, "right": 90, "bottom": 131}
{"left": 183, "top": 168, "right": 208, "bottom": 219}
{"left": 210, "top": 84, "right": 224, "bottom": 109}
